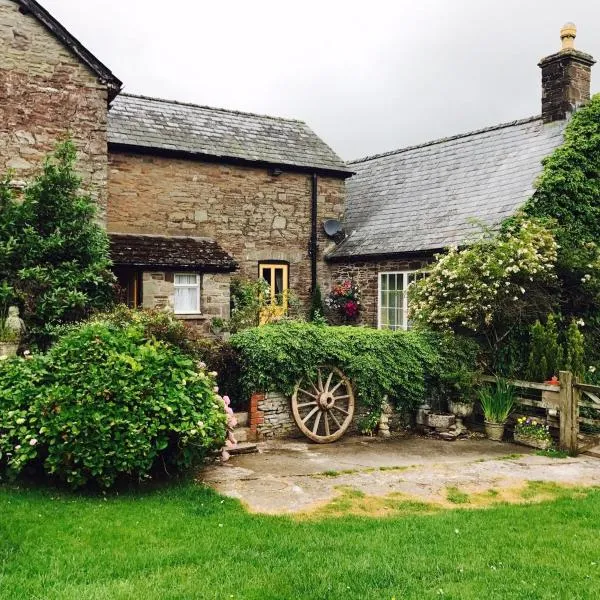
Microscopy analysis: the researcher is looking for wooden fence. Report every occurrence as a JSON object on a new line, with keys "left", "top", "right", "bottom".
{"left": 482, "top": 371, "right": 600, "bottom": 454}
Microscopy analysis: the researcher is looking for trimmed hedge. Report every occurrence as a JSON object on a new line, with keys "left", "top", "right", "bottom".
{"left": 0, "top": 318, "right": 228, "bottom": 488}
{"left": 230, "top": 323, "right": 478, "bottom": 427}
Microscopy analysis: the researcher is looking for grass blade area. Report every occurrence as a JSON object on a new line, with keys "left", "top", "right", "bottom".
{"left": 1, "top": 482, "right": 599, "bottom": 599}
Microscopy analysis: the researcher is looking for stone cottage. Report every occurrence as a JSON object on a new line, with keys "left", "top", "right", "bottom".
{"left": 0, "top": 1, "right": 596, "bottom": 334}
{"left": 327, "top": 23, "right": 595, "bottom": 330}
{"left": 0, "top": 0, "right": 351, "bottom": 331}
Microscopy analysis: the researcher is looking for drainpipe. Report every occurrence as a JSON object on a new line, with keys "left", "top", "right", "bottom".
{"left": 309, "top": 172, "right": 318, "bottom": 293}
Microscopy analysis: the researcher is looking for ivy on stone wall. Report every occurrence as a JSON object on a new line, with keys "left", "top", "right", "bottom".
{"left": 230, "top": 322, "right": 479, "bottom": 429}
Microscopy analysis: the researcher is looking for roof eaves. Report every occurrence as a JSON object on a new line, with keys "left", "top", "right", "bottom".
{"left": 108, "top": 142, "right": 355, "bottom": 179}
{"left": 17, "top": 0, "right": 122, "bottom": 102}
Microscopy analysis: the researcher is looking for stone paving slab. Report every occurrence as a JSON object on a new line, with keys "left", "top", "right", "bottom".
{"left": 200, "top": 435, "right": 600, "bottom": 514}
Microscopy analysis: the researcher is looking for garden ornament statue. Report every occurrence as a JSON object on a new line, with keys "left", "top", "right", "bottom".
{"left": 4, "top": 306, "right": 26, "bottom": 339}
{"left": 378, "top": 400, "right": 393, "bottom": 438}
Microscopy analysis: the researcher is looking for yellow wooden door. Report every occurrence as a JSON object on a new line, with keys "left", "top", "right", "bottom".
{"left": 259, "top": 263, "right": 289, "bottom": 324}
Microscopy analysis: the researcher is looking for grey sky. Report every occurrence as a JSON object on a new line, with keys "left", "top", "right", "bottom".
{"left": 43, "top": 0, "right": 600, "bottom": 161}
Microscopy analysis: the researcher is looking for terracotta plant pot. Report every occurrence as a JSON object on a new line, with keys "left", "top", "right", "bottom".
{"left": 449, "top": 401, "right": 474, "bottom": 433}
{"left": 0, "top": 342, "right": 18, "bottom": 360}
{"left": 427, "top": 413, "right": 455, "bottom": 431}
{"left": 514, "top": 433, "right": 552, "bottom": 450}
{"left": 485, "top": 421, "right": 505, "bottom": 442}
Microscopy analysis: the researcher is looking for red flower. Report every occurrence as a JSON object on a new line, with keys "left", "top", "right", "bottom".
{"left": 344, "top": 300, "right": 358, "bottom": 318}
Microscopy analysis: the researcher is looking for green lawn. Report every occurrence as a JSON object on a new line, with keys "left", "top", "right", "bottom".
{"left": 1, "top": 482, "right": 600, "bottom": 599}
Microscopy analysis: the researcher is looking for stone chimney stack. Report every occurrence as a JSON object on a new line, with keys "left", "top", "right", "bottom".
{"left": 538, "top": 23, "right": 595, "bottom": 123}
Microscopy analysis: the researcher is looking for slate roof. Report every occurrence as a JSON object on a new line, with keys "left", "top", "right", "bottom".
{"left": 16, "top": 0, "right": 122, "bottom": 101}
{"left": 109, "top": 233, "right": 237, "bottom": 272}
{"left": 329, "top": 117, "right": 566, "bottom": 259}
{"left": 108, "top": 94, "right": 352, "bottom": 177}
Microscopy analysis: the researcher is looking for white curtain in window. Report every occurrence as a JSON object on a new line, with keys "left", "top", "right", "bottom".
{"left": 174, "top": 274, "right": 199, "bottom": 314}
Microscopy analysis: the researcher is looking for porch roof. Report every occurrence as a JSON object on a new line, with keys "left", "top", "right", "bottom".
{"left": 109, "top": 233, "right": 237, "bottom": 272}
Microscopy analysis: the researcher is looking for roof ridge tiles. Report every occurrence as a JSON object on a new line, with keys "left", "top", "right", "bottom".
{"left": 349, "top": 116, "right": 543, "bottom": 164}
{"left": 117, "top": 93, "right": 305, "bottom": 125}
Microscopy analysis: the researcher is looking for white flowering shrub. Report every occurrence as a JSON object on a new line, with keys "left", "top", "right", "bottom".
{"left": 410, "top": 219, "right": 558, "bottom": 349}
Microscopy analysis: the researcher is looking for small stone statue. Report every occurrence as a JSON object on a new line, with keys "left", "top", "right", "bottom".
{"left": 3, "top": 306, "right": 26, "bottom": 340}
{"left": 378, "top": 400, "right": 393, "bottom": 438}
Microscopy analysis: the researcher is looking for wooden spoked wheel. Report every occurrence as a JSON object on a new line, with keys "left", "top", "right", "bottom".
{"left": 291, "top": 366, "right": 355, "bottom": 443}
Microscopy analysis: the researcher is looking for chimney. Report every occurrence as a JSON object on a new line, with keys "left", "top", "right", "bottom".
{"left": 538, "top": 23, "right": 595, "bottom": 123}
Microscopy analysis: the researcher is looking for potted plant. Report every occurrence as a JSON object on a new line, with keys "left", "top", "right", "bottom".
{"left": 443, "top": 367, "right": 478, "bottom": 433}
{"left": 325, "top": 280, "right": 361, "bottom": 323}
{"left": 478, "top": 378, "right": 516, "bottom": 442}
{"left": 513, "top": 417, "right": 553, "bottom": 450}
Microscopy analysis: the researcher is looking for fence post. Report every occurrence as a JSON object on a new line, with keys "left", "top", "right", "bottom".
{"left": 559, "top": 370, "right": 578, "bottom": 453}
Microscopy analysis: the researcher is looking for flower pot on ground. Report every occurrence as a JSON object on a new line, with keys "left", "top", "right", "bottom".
{"left": 485, "top": 421, "right": 506, "bottom": 442}
{"left": 449, "top": 400, "right": 474, "bottom": 433}
{"left": 441, "top": 367, "right": 479, "bottom": 433}
{"left": 426, "top": 413, "right": 455, "bottom": 431}
{"left": 513, "top": 417, "right": 553, "bottom": 450}
{"left": 478, "top": 378, "right": 516, "bottom": 442}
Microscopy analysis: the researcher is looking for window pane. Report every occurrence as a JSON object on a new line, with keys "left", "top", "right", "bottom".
{"left": 274, "top": 268, "right": 284, "bottom": 296}
{"left": 262, "top": 268, "right": 272, "bottom": 286}
{"left": 175, "top": 286, "right": 198, "bottom": 313}
{"left": 175, "top": 273, "right": 197, "bottom": 286}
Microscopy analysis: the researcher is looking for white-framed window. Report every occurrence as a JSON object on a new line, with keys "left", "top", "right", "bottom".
{"left": 378, "top": 271, "right": 428, "bottom": 331}
{"left": 174, "top": 273, "right": 201, "bottom": 314}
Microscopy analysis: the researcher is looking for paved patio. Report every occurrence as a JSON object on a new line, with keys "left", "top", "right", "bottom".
{"left": 200, "top": 435, "right": 600, "bottom": 514}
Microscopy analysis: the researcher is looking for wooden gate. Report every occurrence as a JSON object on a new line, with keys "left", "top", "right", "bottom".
{"left": 482, "top": 371, "right": 600, "bottom": 455}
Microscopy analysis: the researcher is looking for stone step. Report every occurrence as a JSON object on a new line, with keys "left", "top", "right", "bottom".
{"left": 234, "top": 411, "right": 249, "bottom": 427}
{"left": 228, "top": 442, "right": 258, "bottom": 456}
{"left": 233, "top": 426, "right": 253, "bottom": 443}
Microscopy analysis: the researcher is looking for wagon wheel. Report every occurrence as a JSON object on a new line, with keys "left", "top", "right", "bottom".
{"left": 291, "top": 365, "right": 355, "bottom": 443}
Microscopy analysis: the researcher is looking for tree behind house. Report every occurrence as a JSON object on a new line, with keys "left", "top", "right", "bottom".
{"left": 0, "top": 141, "right": 115, "bottom": 348}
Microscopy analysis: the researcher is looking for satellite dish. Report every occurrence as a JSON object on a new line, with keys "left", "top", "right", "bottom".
{"left": 323, "top": 219, "right": 343, "bottom": 237}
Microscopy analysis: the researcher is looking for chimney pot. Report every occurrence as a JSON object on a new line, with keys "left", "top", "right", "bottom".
{"left": 560, "top": 22, "right": 577, "bottom": 50}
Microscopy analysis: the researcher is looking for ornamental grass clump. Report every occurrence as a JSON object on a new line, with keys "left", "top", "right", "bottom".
{"left": 478, "top": 379, "right": 516, "bottom": 424}
{"left": 0, "top": 318, "right": 228, "bottom": 488}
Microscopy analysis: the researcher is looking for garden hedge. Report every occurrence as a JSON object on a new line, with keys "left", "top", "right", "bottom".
{"left": 230, "top": 322, "right": 478, "bottom": 427}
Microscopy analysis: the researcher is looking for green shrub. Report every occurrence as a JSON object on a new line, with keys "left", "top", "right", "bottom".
{"left": 230, "top": 322, "right": 478, "bottom": 423}
{"left": 526, "top": 314, "right": 564, "bottom": 381}
{"left": 0, "top": 319, "right": 227, "bottom": 488}
{"left": 0, "top": 141, "right": 116, "bottom": 349}
{"left": 564, "top": 319, "right": 585, "bottom": 380}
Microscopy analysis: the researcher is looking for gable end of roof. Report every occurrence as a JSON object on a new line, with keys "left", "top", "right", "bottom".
{"left": 16, "top": 0, "right": 122, "bottom": 102}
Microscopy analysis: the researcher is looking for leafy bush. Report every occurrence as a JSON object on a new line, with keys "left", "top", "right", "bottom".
{"left": 0, "top": 141, "right": 116, "bottom": 348}
{"left": 230, "top": 322, "right": 478, "bottom": 423}
{"left": 526, "top": 314, "right": 563, "bottom": 382}
{"left": 0, "top": 319, "right": 227, "bottom": 488}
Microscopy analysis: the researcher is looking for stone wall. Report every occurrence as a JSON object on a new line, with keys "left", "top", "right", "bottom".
{"left": 326, "top": 256, "right": 432, "bottom": 328}
{"left": 107, "top": 151, "right": 346, "bottom": 306}
{"left": 0, "top": 0, "right": 110, "bottom": 216}
{"left": 539, "top": 50, "right": 594, "bottom": 123}
{"left": 141, "top": 270, "right": 231, "bottom": 333}
{"left": 249, "top": 391, "right": 408, "bottom": 440}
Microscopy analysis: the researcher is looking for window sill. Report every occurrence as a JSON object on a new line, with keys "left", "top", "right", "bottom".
{"left": 174, "top": 313, "right": 205, "bottom": 321}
